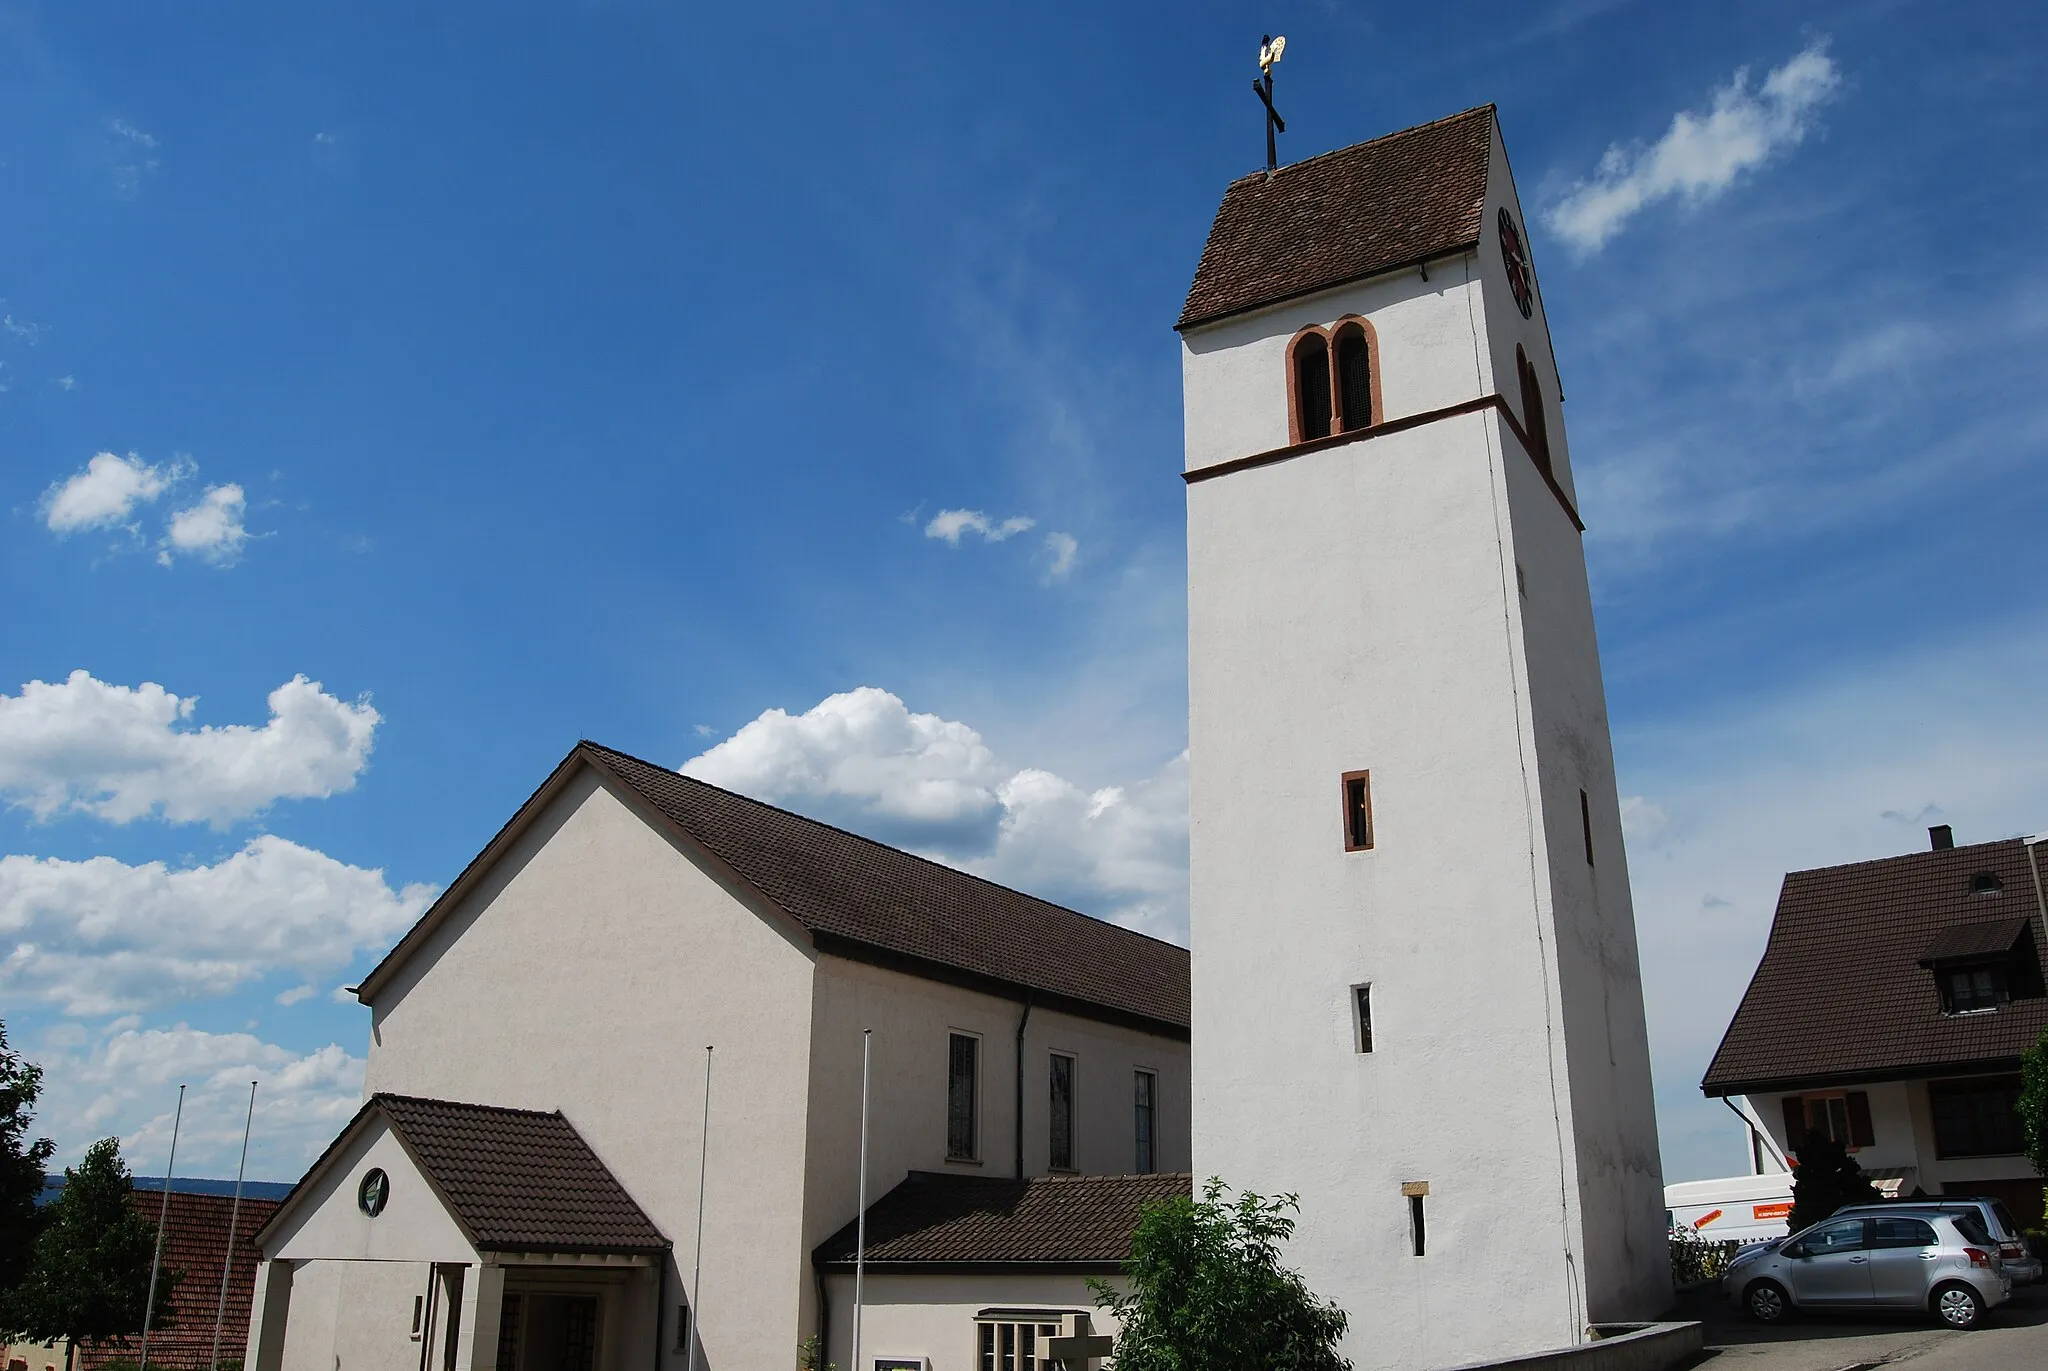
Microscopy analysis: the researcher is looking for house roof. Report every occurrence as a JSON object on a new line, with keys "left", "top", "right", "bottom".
{"left": 257, "top": 1094, "right": 666, "bottom": 1255}
{"left": 77, "top": 1189, "right": 281, "bottom": 1371}
{"left": 356, "top": 741, "right": 1191, "bottom": 1036}
{"left": 1702, "top": 837, "right": 2048, "bottom": 1095}
{"left": 812, "top": 1171, "right": 1190, "bottom": 1271}
{"left": 1177, "top": 106, "right": 1495, "bottom": 331}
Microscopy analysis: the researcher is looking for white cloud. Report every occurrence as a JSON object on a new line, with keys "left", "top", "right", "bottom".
{"left": 924, "top": 509, "right": 1036, "bottom": 545}
{"left": 32, "top": 1023, "right": 365, "bottom": 1176}
{"left": 158, "top": 484, "right": 249, "bottom": 566}
{"left": 274, "top": 985, "right": 317, "bottom": 1006}
{"left": 107, "top": 119, "right": 161, "bottom": 198}
{"left": 683, "top": 688, "right": 1188, "bottom": 938}
{"left": 0, "top": 834, "right": 434, "bottom": 1015}
{"left": 41, "top": 452, "right": 178, "bottom": 534}
{"left": 0, "top": 670, "right": 380, "bottom": 825}
{"left": 1547, "top": 42, "right": 1841, "bottom": 253}
{"left": 1041, "top": 531, "right": 1078, "bottom": 581}
{"left": 2, "top": 314, "right": 43, "bottom": 344}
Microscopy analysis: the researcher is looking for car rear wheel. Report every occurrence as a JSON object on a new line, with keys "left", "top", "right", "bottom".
{"left": 1931, "top": 1282, "right": 1983, "bottom": 1330}
{"left": 1744, "top": 1279, "right": 1790, "bottom": 1324}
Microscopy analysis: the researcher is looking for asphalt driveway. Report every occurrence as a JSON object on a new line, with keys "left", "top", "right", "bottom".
{"left": 1674, "top": 1280, "right": 2048, "bottom": 1371}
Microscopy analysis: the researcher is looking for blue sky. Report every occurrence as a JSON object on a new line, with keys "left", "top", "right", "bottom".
{"left": 2, "top": 0, "right": 2045, "bottom": 1186}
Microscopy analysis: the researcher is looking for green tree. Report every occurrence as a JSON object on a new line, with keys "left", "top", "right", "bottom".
{"left": 2021, "top": 1025, "right": 2048, "bottom": 1221}
{"left": 2, "top": 1139, "right": 176, "bottom": 1369}
{"left": 1091, "top": 1178, "right": 1349, "bottom": 1371}
{"left": 0, "top": 1022, "right": 57, "bottom": 1298}
{"left": 1786, "top": 1132, "right": 1880, "bottom": 1234}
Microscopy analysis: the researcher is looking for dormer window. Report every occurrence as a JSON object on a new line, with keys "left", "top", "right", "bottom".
{"left": 1919, "top": 916, "right": 2045, "bottom": 1015}
{"left": 1288, "top": 320, "right": 1381, "bottom": 444}
{"left": 1969, "top": 871, "right": 2004, "bottom": 896}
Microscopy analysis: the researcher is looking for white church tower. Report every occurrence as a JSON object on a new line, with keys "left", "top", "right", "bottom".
{"left": 1181, "top": 107, "right": 1668, "bottom": 1370}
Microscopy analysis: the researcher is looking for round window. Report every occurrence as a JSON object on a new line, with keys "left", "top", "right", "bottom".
{"left": 357, "top": 1168, "right": 390, "bottom": 1217}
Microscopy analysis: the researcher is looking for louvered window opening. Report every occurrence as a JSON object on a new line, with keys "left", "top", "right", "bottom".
{"left": 1336, "top": 330, "right": 1372, "bottom": 430}
{"left": 1049, "top": 1053, "right": 1076, "bottom": 1171}
{"left": 948, "top": 1033, "right": 979, "bottom": 1161}
{"left": 1295, "top": 336, "right": 1332, "bottom": 441}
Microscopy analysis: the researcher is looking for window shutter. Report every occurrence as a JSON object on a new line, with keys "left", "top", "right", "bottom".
{"left": 1780, "top": 1096, "right": 1807, "bottom": 1155}
{"left": 1847, "top": 1091, "right": 1875, "bottom": 1148}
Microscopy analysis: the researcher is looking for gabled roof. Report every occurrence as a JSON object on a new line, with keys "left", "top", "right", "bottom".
{"left": 356, "top": 741, "right": 1190, "bottom": 1036}
{"left": 1177, "top": 106, "right": 1495, "bottom": 331}
{"left": 812, "top": 1171, "right": 1190, "bottom": 1271}
{"left": 77, "top": 1190, "right": 281, "bottom": 1371}
{"left": 1702, "top": 837, "right": 2048, "bottom": 1095}
{"left": 256, "top": 1093, "right": 666, "bottom": 1255}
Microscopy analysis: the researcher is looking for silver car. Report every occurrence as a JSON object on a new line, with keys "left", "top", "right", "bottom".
{"left": 1829, "top": 1198, "right": 2043, "bottom": 1287}
{"left": 1722, "top": 1210, "right": 2010, "bottom": 1329}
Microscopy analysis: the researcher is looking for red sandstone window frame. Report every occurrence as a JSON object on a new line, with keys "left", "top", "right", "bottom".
{"left": 1287, "top": 319, "right": 1383, "bottom": 444}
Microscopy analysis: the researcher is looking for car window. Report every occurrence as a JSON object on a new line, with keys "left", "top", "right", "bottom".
{"left": 1952, "top": 1213, "right": 1993, "bottom": 1246}
{"left": 1871, "top": 1217, "right": 1938, "bottom": 1249}
{"left": 1991, "top": 1202, "right": 2018, "bottom": 1236}
{"left": 1802, "top": 1220, "right": 1867, "bottom": 1255}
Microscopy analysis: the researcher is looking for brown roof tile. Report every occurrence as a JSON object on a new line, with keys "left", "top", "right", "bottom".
{"left": 1918, "top": 915, "right": 2031, "bottom": 964}
{"left": 261, "top": 1095, "right": 666, "bottom": 1255}
{"left": 1177, "top": 106, "right": 1495, "bottom": 331}
{"left": 76, "top": 1190, "right": 281, "bottom": 1371}
{"left": 1702, "top": 838, "right": 2048, "bottom": 1094}
{"left": 812, "top": 1171, "right": 1190, "bottom": 1269}
{"left": 580, "top": 743, "right": 1190, "bottom": 1033}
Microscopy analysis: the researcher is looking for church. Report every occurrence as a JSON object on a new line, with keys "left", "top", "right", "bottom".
{"left": 245, "top": 103, "right": 1666, "bottom": 1371}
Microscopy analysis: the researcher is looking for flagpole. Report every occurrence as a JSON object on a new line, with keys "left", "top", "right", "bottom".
{"left": 852, "top": 1030, "right": 872, "bottom": 1371}
{"left": 210, "top": 1081, "right": 259, "bottom": 1371}
{"left": 139, "top": 1083, "right": 185, "bottom": 1371}
{"left": 686, "top": 1046, "right": 712, "bottom": 1371}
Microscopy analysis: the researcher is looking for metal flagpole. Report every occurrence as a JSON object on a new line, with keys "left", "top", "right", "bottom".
{"left": 851, "top": 1030, "right": 872, "bottom": 1371}
{"left": 139, "top": 1083, "right": 186, "bottom": 1371}
{"left": 210, "top": 1081, "right": 259, "bottom": 1371}
{"left": 686, "top": 1047, "right": 712, "bottom": 1371}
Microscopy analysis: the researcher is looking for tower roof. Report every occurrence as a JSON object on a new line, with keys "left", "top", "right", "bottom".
{"left": 1177, "top": 106, "right": 1495, "bottom": 332}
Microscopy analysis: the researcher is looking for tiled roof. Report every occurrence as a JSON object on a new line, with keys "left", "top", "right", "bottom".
{"left": 76, "top": 1189, "right": 281, "bottom": 1371}
{"left": 1919, "top": 916, "right": 2031, "bottom": 964}
{"left": 1177, "top": 106, "right": 1495, "bottom": 330}
{"left": 812, "top": 1171, "right": 1191, "bottom": 1269}
{"left": 1702, "top": 837, "right": 2048, "bottom": 1094}
{"left": 261, "top": 1095, "right": 666, "bottom": 1255}
{"left": 581, "top": 743, "right": 1190, "bottom": 1032}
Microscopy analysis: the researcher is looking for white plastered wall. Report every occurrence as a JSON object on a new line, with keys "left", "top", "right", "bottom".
{"left": 1752, "top": 1080, "right": 2035, "bottom": 1193}
{"left": 819, "top": 1272, "right": 1125, "bottom": 1371}
{"left": 1475, "top": 118, "right": 1668, "bottom": 1323}
{"left": 361, "top": 763, "right": 819, "bottom": 1371}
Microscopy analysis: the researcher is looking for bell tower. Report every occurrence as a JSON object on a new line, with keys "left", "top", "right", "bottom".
{"left": 1180, "top": 107, "right": 1668, "bottom": 1370}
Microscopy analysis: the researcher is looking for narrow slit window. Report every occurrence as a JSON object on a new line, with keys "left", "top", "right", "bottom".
{"left": 1342, "top": 771, "right": 1373, "bottom": 851}
{"left": 1134, "top": 1070, "right": 1157, "bottom": 1174}
{"left": 1335, "top": 326, "right": 1374, "bottom": 431}
{"left": 1409, "top": 1193, "right": 1426, "bottom": 1256}
{"left": 1294, "top": 333, "right": 1332, "bottom": 441}
{"left": 1050, "top": 1053, "right": 1076, "bottom": 1171}
{"left": 1354, "top": 984, "right": 1373, "bottom": 1054}
{"left": 1579, "top": 789, "right": 1594, "bottom": 866}
{"left": 411, "top": 1296, "right": 425, "bottom": 1340}
{"left": 948, "top": 1033, "right": 979, "bottom": 1160}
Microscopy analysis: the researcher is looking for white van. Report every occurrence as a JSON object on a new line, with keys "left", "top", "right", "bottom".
{"left": 1665, "top": 1173, "right": 1795, "bottom": 1244}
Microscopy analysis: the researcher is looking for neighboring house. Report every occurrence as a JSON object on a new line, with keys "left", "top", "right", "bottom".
{"left": 4, "top": 1182, "right": 282, "bottom": 1371}
{"left": 246, "top": 740, "right": 1191, "bottom": 1371}
{"left": 1702, "top": 825, "right": 2048, "bottom": 1230}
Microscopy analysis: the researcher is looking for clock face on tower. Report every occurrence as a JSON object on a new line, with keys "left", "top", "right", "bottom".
{"left": 1498, "top": 208, "right": 1534, "bottom": 319}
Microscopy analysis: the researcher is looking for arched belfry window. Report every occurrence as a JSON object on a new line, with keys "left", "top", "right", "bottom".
{"left": 1516, "top": 345, "right": 1552, "bottom": 477}
{"left": 1331, "top": 318, "right": 1379, "bottom": 432}
{"left": 1291, "top": 331, "right": 1332, "bottom": 442}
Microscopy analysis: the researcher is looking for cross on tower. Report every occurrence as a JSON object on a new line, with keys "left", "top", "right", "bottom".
{"left": 1253, "top": 34, "right": 1287, "bottom": 173}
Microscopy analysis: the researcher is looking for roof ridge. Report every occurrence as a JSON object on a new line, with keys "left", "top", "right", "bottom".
{"left": 1786, "top": 835, "right": 2030, "bottom": 881}
{"left": 578, "top": 738, "right": 1192, "bottom": 958}
{"left": 375, "top": 1091, "right": 564, "bottom": 1121}
{"left": 1221, "top": 104, "right": 1495, "bottom": 190}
